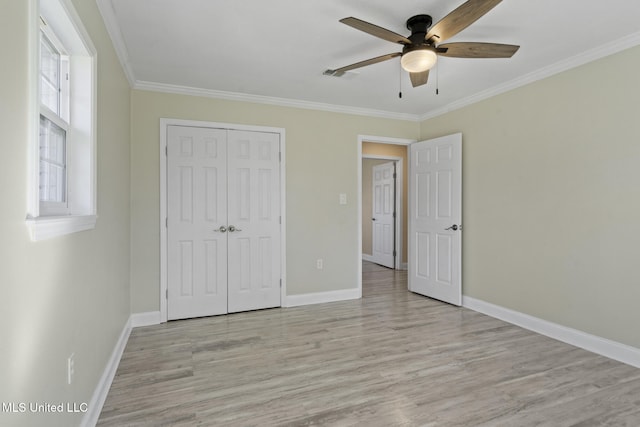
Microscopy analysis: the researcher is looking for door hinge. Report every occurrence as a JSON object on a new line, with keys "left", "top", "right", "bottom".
{"left": 393, "top": 250, "right": 397, "bottom": 257}
{"left": 279, "top": 279, "right": 282, "bottom": 288}
{"left": 279, "top": 151, "right": 282, "bottom": 162}
{"left": 166, "top": 289, "right": 168, "bottom": 299}
{"left": 393, "top": 212, "right": 396, "bottom": 218}
{"left": 279, "top": 216, "right": 281, "bottom": 224}
{"left": 393, "top": 172, "right": 397, "bottom": 178}
{"left": 166, "top": 217, "right": 168, "bottom": 228}
{"left": 165, "top": 145, "right": 168, "bottom": 156}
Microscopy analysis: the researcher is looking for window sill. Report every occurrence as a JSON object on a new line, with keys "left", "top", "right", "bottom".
{"left": 26, "top": 214, "right": 97, "bottom": 241}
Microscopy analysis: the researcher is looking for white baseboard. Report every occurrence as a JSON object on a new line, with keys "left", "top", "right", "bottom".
{"left": 131, "top": 311, "right": 162, "bottom": 327}
{"left": 81, "top": 316, "right": 132, "bottom": 427}
{"left": 463, "top": 296, "right": 640, "bottom": 369}
{"left": 363, "top": 255, "right": 407, "bottom": 271}
{"left": 284, "top": 288, "right": 361, "bottom": 307}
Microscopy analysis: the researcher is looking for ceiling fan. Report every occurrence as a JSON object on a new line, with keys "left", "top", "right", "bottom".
{"left": 326, "top": 0, "right": 520, "bottom": 88}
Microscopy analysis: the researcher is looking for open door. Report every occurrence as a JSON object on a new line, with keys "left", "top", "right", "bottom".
{"left": 371, "top": 161, "right": 396, "bottom": 268}
{"left": 408, "top": 133, "right": 462, "bottom": 306}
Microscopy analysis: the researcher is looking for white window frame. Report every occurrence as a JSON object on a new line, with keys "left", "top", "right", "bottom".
{"left": 26, "top": 0, "right": 98, "bottom": 241}
{"left": 39, "top": 27, "right": 70, "bottom": 215}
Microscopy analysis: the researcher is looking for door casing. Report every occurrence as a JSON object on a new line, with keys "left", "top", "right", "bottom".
{"left": 160, "top": 118, "right": 286, "bottom": 323}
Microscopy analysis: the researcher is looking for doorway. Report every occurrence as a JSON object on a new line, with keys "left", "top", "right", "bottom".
{"left": 357, "top": 135, "right": 414, "bottom": 294}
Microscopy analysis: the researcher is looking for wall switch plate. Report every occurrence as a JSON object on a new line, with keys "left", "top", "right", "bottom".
{"left": 316, "top": 259, "right": 324, "bottom": 269}
{"left": 339, "top": 193, "right": 347, "bottom": 205}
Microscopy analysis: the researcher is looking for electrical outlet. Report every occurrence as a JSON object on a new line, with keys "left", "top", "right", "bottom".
{"left": 67, "top": 353, "right": 75, "bottom": 385}
{"left": 316, "top": 259, "right": 324, "bottom": 270}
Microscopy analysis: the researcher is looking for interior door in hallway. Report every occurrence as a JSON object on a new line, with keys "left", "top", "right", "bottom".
{"left": 409, "top": 133, "right": 462, "bottom": 306}
{"left": 371, "top": 161, "right": 395, "bottom": 268}
{"left": 167, "top": 126, "right": 281, "bottom": 320}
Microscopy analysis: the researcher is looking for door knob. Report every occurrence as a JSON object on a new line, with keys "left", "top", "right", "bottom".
{"left": 228, "top": 225, "right": 242, "bottom": 232}
{"left": 214, "top": 226, "right": 227, "bottom": 232}
{"left": 372, "top": 218, "right": 376, "bottom": 221}
{"left": 445, "top": 224, "right": 459, "bottom": 231}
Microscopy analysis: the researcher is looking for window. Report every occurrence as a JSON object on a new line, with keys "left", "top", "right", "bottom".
{"left": 26, "top": 0, "right": 97, "bottom": 241}
{"left": 39, "top": 115, "right": 67, "bottom": 207}
{"left": 39, "top": 28, "right": 70, "bottom": 215}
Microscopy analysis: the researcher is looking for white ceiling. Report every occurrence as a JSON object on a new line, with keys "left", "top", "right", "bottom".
{"left": 100, "top": 0, "right": 640, "bottom": 120}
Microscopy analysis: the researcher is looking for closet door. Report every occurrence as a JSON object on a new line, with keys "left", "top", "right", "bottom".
{"left": 167, "top": 126, "right": 282, "bottom": 319}
{"left": 167, "top": 126, "right": 228, "bottom": 320}
{"left": 227, "top": 130, "right": 281, "bottom": 313}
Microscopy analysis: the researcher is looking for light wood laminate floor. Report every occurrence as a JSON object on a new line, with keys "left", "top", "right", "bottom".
{"left": 98, "top": 262, "right": 640, "bottom": 426}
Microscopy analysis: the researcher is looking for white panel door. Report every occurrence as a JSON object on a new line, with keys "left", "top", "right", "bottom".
{"left": 167, "top": 126, "right": 281, "bottom": 319}
{"left": 227, "top": 130, "right": 281, "bottom": 312}
{"left": 371, "top": 161, "right": 395, "bottom": 268}
{"left": 167, "top": 125, "right": 228, "bottom": 320}
{"left": 409, "top": 133, "right": 462, "bottom": 306}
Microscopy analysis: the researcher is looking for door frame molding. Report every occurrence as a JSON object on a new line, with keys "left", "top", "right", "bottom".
{"left": 159, "top": 118, "right": 286, "bottom": 323}
{"left": 357, "top": 135, "right": 415, "bottom": 294}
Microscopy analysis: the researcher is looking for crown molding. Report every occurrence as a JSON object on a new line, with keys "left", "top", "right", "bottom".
{"left": 419, "top": 31, "right": 640, "bottom": 121}
{"left": 95, "top": 0, "right": 640, "bottom": 124}
{"left": 133, "top": 80, "right": 421, "bottom": 122}
{"left": 95, "top": 0, "right": 136, "bottom": 87}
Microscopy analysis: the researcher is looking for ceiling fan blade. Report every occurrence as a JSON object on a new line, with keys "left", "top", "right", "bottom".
{"left": 340, "top": 17, "right": 411, "bottom": 45}
{"left": 330, "top": 52, "right": 401, "bottom": 75}
{"left": 438, "top": 42, "right": 519, "bottom": 58}
{"left": 410, "top": 70, "right": 430, "bottom": 87}
{"left": 426, "top": 0, "right": 503, "bottom": 43}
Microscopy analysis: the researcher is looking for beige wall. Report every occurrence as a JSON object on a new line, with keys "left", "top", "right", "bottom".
{"left": 362, "top": 159, "right": 389, "bottom": 257}
{"left": 420, "top": 45, "right": 640, "bottom": 348}
{"left": 0, "top": 1, "right": 131, "bottom": 426}
{"left": 130, "top": 90, "right": 419, "bottom": 311}
{"left": 362, "top": 142, "right": 409, "bottom": 264}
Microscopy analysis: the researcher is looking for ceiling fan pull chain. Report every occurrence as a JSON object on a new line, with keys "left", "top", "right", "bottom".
{"left": 436, "top": 61, "right": 439, "bottom": 95}
{"left": 398, "top": 61, "right": 403, "bottom": 99}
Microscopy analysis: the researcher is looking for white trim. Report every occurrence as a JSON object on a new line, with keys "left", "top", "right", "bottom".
{"left": 363, "top": 255, "right": 408, "bottom": 271}
{"left": 26, "top": 214, "right": 97, "bottom": 241}
{"left": 135, "top": 81, "right": 420, "bottom": 122}
{"left": 159, "top": 120, "right": 168, "bottom": 321}
{"left": 130, "top": 311, "right": 162, "bottom": 328}
{"left": 463, "top": 296, "right": 640, "bottom": 369}
{"left": 279, "top": 132, "right": 287, "bottom": 309}
{"left": 80, "top": 316, "right": 132, "bottom": 427}
{"left": 362, "top": 254, "right": 375, "bottom": 263}
{"left": 159, "top": 118, "right": 286, "bottom": 322}
{"left": 420, "top": 32, "right": 640, "bottom": 121}
{"left": 357, "top": 135, "right": 415, "bottom": 295}
{"left": 95, "top": 0, "right": 135, "bottom": 87}
{"left": 284, "top": 288, "right": 361, "bottom": 308}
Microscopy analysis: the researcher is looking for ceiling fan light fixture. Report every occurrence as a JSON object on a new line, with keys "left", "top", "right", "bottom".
{"left": 401, "top": 48, "right": 438, "bottom": 73}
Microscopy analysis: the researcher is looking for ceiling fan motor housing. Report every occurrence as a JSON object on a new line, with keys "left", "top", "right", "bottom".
{"left": 406, "top": 14, "right": 433, "bottom": 44}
